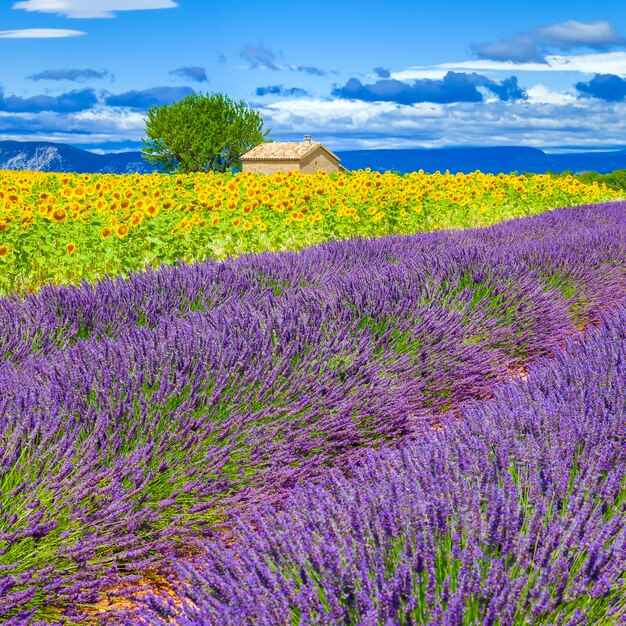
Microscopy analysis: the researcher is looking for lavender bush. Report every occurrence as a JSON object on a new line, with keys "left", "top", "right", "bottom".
{"left": 135, "top": 303, "right": 626, "bottom": 625}
{"left": 0, "top": 202, "right": 625, "bottom": 620}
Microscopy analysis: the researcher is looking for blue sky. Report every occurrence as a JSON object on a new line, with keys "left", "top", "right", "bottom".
{"left": 2, "top": 0, "right": 626, "bottom": 153}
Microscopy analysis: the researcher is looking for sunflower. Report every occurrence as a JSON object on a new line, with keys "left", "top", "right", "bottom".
{"left": 117, "top": 224, "right": 129, "bottom": 238}
{"left": 52, "top": 208, "right": 67, "bottom": 223}
{"left": 0, "top": 244, "right": 8, "bottom": 257}
{"left": 66, "top": 242, "right": 76, "bottom": 255}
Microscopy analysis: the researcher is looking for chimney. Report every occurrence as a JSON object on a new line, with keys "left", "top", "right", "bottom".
{"left": 303, "top": 134, "right": 312, "bottom": 145}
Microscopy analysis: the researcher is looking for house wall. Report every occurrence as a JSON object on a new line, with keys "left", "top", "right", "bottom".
{"left": 300, "top": 148, "right": 341, "bottom": 174}
{"left": 241, "top": 146, "right": 343, "bottom": 174}
{"left": 241, "top": 160, "right": 300, "bottom": 174}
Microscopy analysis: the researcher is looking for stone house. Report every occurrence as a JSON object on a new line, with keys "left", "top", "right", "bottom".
{"left": 240, "top": 135, "right": 347, "bottom": 174}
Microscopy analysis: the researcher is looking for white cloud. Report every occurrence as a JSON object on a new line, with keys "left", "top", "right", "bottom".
{"left": 87, "top": 147, "right": 137, "bottom": 154}
{"left": 536, "top": 20, "right": 624, "bottom": 47}
{"left": 256, "top": 97, "right": 626, "bottom": 151}
{"left": 544, "top": 52, "right": 626, "bottom": 75}
{"left": 0, "top": 28, "right": 85, "bottom": 38}
{"left": 525, "top": 85, "right": 578, "bottom": 105}
{"left": 12, "top": 0, "right": 178, "bottom": 18}
{"left": 393, "top": 52, "right": 626, "bottom": 80}
{"left": 1, "top": 94, "right": 626, "bottom": 153}
{"left": 0, "top": 106, "right": 146, "bottom": 144}
{"left": 73, "top": 107, "right": 146, "bottom": 130}
{"left": 259, "top": 98, "right": 444, "bottom": 130}
{"left": 471, "top": 20, "right": 626, "bottom": 64}
{"left": 375, "top": 68, "right": 449, "bottom": 80}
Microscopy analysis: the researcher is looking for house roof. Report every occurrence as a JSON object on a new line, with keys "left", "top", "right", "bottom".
{"left": 241, "top": 141, "right": 341, "bottom": 163}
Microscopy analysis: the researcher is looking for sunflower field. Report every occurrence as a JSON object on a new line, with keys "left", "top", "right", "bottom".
{"left": 0, "top": 168, "right": 619, "bottom": 294}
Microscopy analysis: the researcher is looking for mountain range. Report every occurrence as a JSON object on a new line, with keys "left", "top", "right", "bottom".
{"left": 2, "top": 140, "right": 626, "bottom": 176}
{"left": 336, "top": 146, "right": 626, "bottom": 175}
{"left": 0, "top": 141, "right": 155, "bottom": 175}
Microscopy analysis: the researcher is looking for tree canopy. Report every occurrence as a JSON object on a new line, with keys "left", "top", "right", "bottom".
{"left": 142, "top": 92, "right": 269, "bottom": 173}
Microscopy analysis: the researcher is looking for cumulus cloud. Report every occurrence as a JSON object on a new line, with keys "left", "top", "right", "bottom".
{"left": 576, "top": 74, "right": 626, "bottom": 101}
{"left": 12, "top": 0, "right": 178, "bottom": 18}
{"left": 374, "top": 67, "right": 391, "bottom": 78}
{"left": 0, "top": 106, "right": 147, "bottom": 145}
{"left": 169, "top": 66, "right": 208, "bottom": 83}
{"left": 0, "top": 28, "right": 85, "bottom": 38}
{"left": 257, "top": 98, "right": 444, "bottom": 142}
{"left": 257, "top": 96, "right": 626, "bottom": 151}
{"left": 0, "top": 88, "right": 98, "bottom": 112}
{"left": 332, "top": 72, "right": 526, "bottom": 105}
{"left": 103, "top": 86, "right": 194, "bottom": 109}
{"left": 334, "top": 75, "right": 479, "bottom": 104}
{"left": 525, "top": 85, "right": 577, "bottom": 105}
{"left": 3, "top": 92, "right": 626, "bottom": 152}
{"left": 472, "top": 20, "right": 626, "bottom": 63}
{"left": 255, "top": 85, "right": 310, "bottom": 97}
{"left": 29, "top": 68, "right": 110, "bottom": 81}
{"left": 486, "top": 76, "right": 526, "bottom": 101}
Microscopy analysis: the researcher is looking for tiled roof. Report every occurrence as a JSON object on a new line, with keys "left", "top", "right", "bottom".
{"left": 241, "top": 141, "right": 340, "bottom": 162}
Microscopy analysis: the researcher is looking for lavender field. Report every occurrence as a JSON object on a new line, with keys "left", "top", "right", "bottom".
{"left": 137, "top": 302, "right": 626, "bottom": 624}
{"left": 1, "top": 202, "right": 626, "bottom": 623}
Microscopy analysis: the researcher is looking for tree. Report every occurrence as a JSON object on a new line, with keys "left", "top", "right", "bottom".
{"left": 142, "top": 93, "right": 269, "bottom": 173}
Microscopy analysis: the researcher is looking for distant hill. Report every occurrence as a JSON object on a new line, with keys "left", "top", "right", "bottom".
{"left": 0, "top": 141, "right": 156, "bottom": 174}
{"left": 2, "top": 140, "right": 626, "bottom": 176}
{"left": 335, "top": 146, "right": 626, "bottom": 175}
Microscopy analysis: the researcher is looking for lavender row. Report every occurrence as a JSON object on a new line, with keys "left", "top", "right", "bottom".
{"left": 1, "top": 201, "right": 625, "bottom": 364}
{"left": 134, "top": 302, "right": 626, "bottom": 625}
{"left": 0, "top": 202, "right": 625, "bottom": 620}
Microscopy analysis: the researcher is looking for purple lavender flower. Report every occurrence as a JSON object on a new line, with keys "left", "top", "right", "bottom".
{"left": 135, "top": 303, "right": 626, "bottom": 624}
{"left": 0, "top": 201, "right": 625, "bottom": 620}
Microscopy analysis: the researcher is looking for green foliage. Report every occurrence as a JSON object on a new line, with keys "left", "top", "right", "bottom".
{"left": 575, "top": 168, "right": 626, "bottom": 192}
{"left": 142, "top": 92, "right": 269, "bottom": 173}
